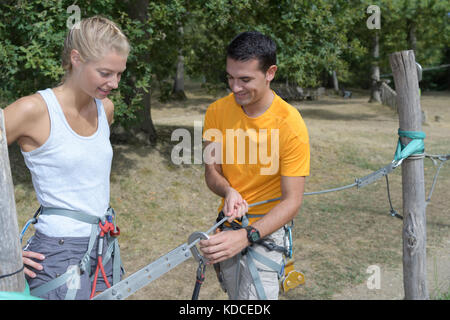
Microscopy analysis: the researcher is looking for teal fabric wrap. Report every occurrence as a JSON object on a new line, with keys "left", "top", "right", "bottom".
{"left": 394, "top": 129, "right": 426, "bottom": 162}
{"left": 0, "top": 282, "right": 42, "bottom": 300}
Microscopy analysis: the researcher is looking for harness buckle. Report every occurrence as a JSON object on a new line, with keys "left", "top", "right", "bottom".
{"left": 105, "top": 215, "right": 120, "bottom": 236}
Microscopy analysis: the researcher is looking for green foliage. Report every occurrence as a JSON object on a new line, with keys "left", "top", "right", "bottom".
{"left": 0, "top": 0, "right": 448, "bottom": 127}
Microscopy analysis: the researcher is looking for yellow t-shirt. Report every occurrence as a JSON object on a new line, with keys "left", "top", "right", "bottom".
{"left": 203, "top": 92, "right": 310, "bottom": 222}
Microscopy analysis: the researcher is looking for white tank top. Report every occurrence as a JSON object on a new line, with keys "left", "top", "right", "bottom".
{"left": 21, "top": 88, "right": 113, "bottom": 237}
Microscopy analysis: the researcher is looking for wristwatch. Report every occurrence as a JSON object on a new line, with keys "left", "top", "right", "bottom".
{"left": 245, "top": 226, "right": 261, "bottom": 244}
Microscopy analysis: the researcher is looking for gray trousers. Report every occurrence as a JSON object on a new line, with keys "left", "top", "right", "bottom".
{"left": 217, "top": 227, "right": 284, "bottom": 300}
{"left": 24, "top": 231, "right": 120, "bottom": 300}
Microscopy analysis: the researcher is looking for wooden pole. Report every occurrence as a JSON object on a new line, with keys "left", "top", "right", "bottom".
{"left": 0, "top": 109, "right": 25, "bottom": 292}
{"left": 389, "top": 50, "right": 429, "bottom": 299}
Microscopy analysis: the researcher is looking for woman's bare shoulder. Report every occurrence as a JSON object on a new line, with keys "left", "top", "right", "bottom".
{"left": 3, "top": 93, "right": 48, "bottom": 145}
{"left": 6, "top": 93, "right": 47, "bottom": 119}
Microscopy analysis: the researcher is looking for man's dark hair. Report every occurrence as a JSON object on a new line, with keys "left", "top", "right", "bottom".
{"left": 226, "top": 31, "right": 277, "bottom": 73}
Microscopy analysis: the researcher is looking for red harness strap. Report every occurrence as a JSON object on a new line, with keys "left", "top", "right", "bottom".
{"left": 90, "top": 220, "right": 117, "bottom": 299}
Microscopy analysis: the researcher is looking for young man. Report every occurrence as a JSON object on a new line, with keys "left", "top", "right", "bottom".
{"left": 200, "top": 31, "right": 310, "bottom": 300}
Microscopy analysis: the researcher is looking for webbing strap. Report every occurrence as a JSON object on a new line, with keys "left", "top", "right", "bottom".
{"left": 235, "top": 214, "right": 283, "bottom": 299}
{"left": 107, "top": 207, "right": 122, "bottom": 285}
{"left": 248, "top": 249, "right": 283, "bottom": 275}
{"left": 246, "top": 250, "right": 267, "bottom": 300}
{"left": 30, "top": 270, "right": 73, "bottom": 297}
{"left": 29, "top": 207, "right": 121, "bottom": 299}
{"left": 40, "top": 207, "right": 101, "bottom": 224}
{"left": 90, "top": 236, "right": 121, "bottom": 285}
{"left": 246, "top": 213, "right": 265, "bottom": 218}
{"left": 112, "top": 239, "right": 121, "bottom": 284}
{"left": 79, "top": 224, "right": 99, "bottom": 274}
{"left": 394, "top": 129, "right": 426, "bottom": 162}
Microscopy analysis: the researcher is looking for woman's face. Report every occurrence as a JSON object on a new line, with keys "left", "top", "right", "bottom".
{"left": 72, "top": 49, "right": 127, "bottom": 99}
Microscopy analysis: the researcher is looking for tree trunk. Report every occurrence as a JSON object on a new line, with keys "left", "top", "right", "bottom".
{"left": 369, "top": 31, "right": 381, "bottom": 103}
{"left": 389, "top": 50, "right": 429, "bottom": 300}
{"left": 332, "top": 70, "right": 339, "bottom": 93}
{"left": 142, "top": 90, "right": 157, "bottom": 145}
{"left": 126, "top": 0, "right": 157, "bottom": 144}
{"left": 172, "top": 26, "right": 187, "bottom": 100}
{"left": 0, "top": 109, "right": 25, "bottom": 292}
{"left": 407, "top": 19, "right": 417, "bottom": 53}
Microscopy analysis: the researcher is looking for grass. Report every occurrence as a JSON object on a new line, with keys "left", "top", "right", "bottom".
{"left": 8, "top": 84, "right": 450, "bottom": 300}
{"left": 434, "top": 289, "right": 450, "bottom": 300}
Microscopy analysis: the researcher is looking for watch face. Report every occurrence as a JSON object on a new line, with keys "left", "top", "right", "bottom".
{"left": 250, "top": 230, "right": 260, "bottom": 242}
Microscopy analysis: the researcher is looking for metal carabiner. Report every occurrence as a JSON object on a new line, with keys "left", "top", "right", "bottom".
{"left": 187, "top": 231, "right": 209, "bottom": 264}
{"left": 20, "top": 206, "right": 42, "bottom": 244}
{"left": 392, "top": 158, "right": 404, "bottom": 169}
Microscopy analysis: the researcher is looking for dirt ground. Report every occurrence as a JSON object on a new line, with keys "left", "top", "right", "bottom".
{"left": 332, "top": 238, "right": 450, "bottom": 299}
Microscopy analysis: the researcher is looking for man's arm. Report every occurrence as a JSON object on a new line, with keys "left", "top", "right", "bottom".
{"left": 204, "top": 141, "right": 248, "bottom": 222}
{"left": 251, "top": 176, "right": 305, "bottom": 239}
{"left": 200, "top": 175, "right": 305, "bottom": 264}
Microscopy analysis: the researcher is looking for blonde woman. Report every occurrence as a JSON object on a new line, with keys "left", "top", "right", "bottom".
{"left": 4, "top": 16, "right": 129, "bottom": 299}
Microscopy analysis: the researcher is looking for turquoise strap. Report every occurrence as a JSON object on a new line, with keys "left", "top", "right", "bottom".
{"left": 394, "top": 129, "right": 426, "bottom": 162}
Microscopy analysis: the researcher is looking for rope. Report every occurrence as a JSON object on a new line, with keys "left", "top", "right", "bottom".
{"left": 385, "top": 175, "right": 403, "bottom": 219}
{"left": 425, "top": 153, "right": 450, "bottom": 206}
{"left": 304, "top": 182, "right": 358, "bottom": 196}
{"left": 0, "top": 265, "right": 24, "bottom": 280}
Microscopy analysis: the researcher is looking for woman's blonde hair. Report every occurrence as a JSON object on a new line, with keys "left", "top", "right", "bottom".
{"left": 61, "top": 15, "right": 130, "bottom": 80}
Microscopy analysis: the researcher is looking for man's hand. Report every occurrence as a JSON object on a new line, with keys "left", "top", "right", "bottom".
{"left": 199, "top": 229, "right": 249, "bottom": 265}
{"left": 22, "top": 250, "right": 45, "bottom": 278}
{"left": 204, "top": 141, "right": 248, "bottom": 223}
{"left": 223, "top": 187, "right": 248, "bottom": 222}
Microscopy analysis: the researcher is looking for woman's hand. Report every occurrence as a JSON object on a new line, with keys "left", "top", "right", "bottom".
{"left": 22, "top": 250, "right": 45, "bottom": 278}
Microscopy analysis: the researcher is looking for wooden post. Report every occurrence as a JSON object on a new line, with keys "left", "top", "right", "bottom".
{"left": 0, "top": 109, "right": 25, "bottom": 292}
{"left": 389, "top": 50, "right": 429, "bottom": 299}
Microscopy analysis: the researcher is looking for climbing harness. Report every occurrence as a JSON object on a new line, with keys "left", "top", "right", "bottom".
{"left": 20, "top": 206, "right": 122, "bottom": 300}
{"left": 90, "top": 216, "right": 118, "bottom": 299}
{"left": 212, "top": 210, "right": 302, "bottom": 299}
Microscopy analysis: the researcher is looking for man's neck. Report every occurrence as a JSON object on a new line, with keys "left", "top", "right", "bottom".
{"left": 242, "top": 89, "right": 274, "bottom": 118}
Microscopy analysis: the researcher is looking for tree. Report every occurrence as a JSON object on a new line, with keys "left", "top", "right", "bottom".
{"left": 369, "top": 30, "right": 382, "bottom": 103}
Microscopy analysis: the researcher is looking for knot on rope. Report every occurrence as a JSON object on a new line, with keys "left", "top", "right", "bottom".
{"left": 394, "top": 129, "right": 426, "bottom": 162}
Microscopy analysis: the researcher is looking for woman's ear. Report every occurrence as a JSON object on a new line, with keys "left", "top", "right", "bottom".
{"left": 70, "top": 49, "right": 83, "bottom": 69}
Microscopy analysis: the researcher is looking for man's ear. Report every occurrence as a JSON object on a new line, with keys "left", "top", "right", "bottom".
{"left": 265, "top": 65, "right": 277, "bottom": 82}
